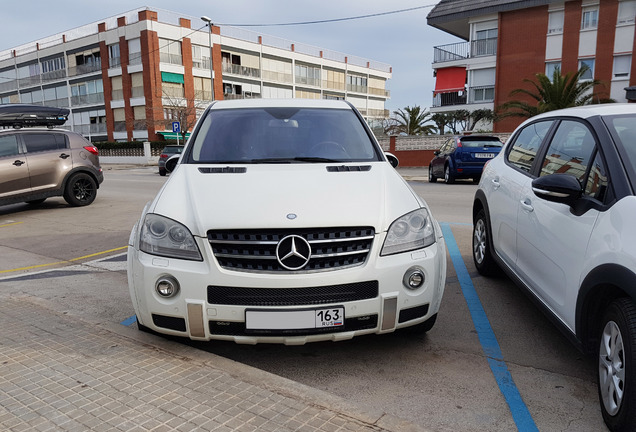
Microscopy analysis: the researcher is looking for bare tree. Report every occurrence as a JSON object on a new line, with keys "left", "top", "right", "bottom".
{"left": 146, "top": 90, "right": 211, "bottom": 142}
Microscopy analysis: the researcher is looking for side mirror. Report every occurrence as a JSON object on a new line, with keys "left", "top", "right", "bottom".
{"left": 532, "top": 173, "right": 582, "bottom": 206}
{"left": 434, "top": 150, "right": 440, "bottom": 156}
{"left": 385, "top": 152, "right": 399, "bottom": 168}
{"left": 165, "top": 154, "right": 181, "bottom": 173}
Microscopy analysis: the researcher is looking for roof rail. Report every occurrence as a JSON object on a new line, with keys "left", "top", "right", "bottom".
{"left": 0, "top": 104, "right": 69, "bottom": 129}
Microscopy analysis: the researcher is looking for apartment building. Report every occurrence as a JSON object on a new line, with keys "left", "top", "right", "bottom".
{"left": 0, "top": 7, "right": 391, "bottom": 142}
{"left": 427, "top": 0, "right": 636, "bottom": 132}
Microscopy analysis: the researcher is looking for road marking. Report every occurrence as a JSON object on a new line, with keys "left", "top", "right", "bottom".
{"left": 441, "top": 223, "right": 538, "bottom": 432}
{"left": 0, "top": 246, "right": 128, "bottom": 274}
{"left": 0, "top": 221, "right": 23, "bottom": 228}
{"left": 121, "top": 315, "right": 137, "bottom": 326}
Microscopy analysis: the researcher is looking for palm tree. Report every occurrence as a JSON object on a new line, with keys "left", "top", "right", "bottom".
{"left": 498, "top": 66, "right": 613, "bottom": 119}
{"left": 384, "top": 105, "right": 437, "bottom": 135}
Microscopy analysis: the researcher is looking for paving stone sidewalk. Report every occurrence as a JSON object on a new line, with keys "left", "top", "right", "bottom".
{"left": 0, "top": 296, "right": 427, "bottom": 432}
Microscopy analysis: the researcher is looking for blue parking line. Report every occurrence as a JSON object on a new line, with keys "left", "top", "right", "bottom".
{"left": 121, "top": 315, "right": 137, "bottom": 327}
{"left": 441, "top": 223, "right": 538, "bottom": 432}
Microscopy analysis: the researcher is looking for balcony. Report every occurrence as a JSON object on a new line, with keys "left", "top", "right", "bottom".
{"left": 222, "top": 63, "right": 261, "bottom": 79}
{"left": 68, "top": 62, "right": 102, "bottom": 77}
{"left": 433, "top": 38, "right": 497, "bottom": 64}
{"left": 432, "top": 85, "right": 495, "bottom": 108}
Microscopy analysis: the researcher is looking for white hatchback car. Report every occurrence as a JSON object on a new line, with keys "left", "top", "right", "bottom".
{"left": 128, "top": 99, "right": 446, "bottom": 345}
{"left": 472, "top": 104, "right": 636, "bottom": 431}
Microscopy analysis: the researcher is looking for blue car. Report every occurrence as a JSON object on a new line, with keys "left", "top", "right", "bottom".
{"left": 429, "top": 135, "right": 503, "bottom": 184}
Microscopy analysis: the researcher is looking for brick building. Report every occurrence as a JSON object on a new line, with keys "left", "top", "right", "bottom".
{"left": 0, "top": 7, "right": 392, "bottom": 142}
{"left": 427, "top": 0, "right": 636, "bottom": 132}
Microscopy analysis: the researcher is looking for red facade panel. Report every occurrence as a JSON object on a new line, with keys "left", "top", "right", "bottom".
{"left": 494, "top": 6, "right": 548, "bottom": 132}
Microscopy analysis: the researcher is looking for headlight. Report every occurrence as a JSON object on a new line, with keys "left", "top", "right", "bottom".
{"left": 139, "top": 214, "right": 202, "bottom": 261}
{"left": 381, "top": 208, "right": 436, "bottom": 256}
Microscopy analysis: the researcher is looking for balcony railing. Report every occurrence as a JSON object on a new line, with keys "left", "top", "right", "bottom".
{"left": 222, "top": 63, "right": 261, "bottom": 79}
{"left": 71, "top": 92, "right": 104, "bottom": 106}
{"left": 347, "top": 84, "right": 368, "bottom": 94}
{"left": 68, "top": 62, "right": 102, "bottom": 77}
{"left": 433, "top": 38, "right": 497, "bottom": 64}
{"left": 432, "top": 86, "right": 495, "bottom": 107}
{"left": 159, "top": 53, "right": 183, "bottom": 66}
{"left": 41, "top": 69, "right": 66, "bottom": 83}
{"left": 262, "top": 70, "right": 293, "bottom": 83}
{"left": 295, "top": 76, "right": 320, "bottom": 87}
{"left": 369, "top": 87, "right": 390, "bottom": 97}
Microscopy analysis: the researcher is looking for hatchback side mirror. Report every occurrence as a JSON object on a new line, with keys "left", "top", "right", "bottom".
{"left": 385, "top": 152, "right": 399, "bottom": 168}
{"left": 532, "top": 173, "right": 582, "bottom": 206}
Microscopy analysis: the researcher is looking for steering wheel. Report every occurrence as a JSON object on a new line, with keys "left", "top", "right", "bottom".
{"left": 308, "top": 141, "right": 350, "bottom": 159}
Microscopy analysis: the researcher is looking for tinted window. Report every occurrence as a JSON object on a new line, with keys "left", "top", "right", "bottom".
{"left": 23, "top": 133, "right": 67, "bottom": 153}
{"left": 0, "top": 134, "right": 19, "bottom": 157}
{"left": 605, "top": 114, "right": 636, "bottom": 190}
{"left": 459, "top": 137, "right": 502, "bottom": 148}
{"left": 540, "top": 120, "right": 596, "bottom": 183}
{"left": 507, "top": 121, "right": 553, "bottom": 172}
{"left": 190, "top": 108, "right": 378, "bottom": 163}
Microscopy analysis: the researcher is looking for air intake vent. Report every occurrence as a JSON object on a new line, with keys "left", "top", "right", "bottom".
{"left": 326, "top": 165, "right": 372, "bottom": 172}
{"left": 198, "top": 167, "right": 247, "bottom": 174}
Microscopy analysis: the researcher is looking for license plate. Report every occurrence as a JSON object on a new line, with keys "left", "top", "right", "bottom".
{"left": 246, "top": 307, "right": 345, "bottom": 330}
{"left": 475, "top": 153, "right": 495, "bottom": 159}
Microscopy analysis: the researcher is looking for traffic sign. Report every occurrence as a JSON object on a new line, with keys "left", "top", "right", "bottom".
{"left": 172, "top": 121, "right": 181, "bottom": 133}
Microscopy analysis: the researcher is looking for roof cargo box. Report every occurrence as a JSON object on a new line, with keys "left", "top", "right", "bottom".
{"left": 0, "top": 104, "right": 69, "bottom": 128}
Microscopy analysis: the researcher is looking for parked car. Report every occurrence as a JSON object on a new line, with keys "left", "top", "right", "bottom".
{"left": 472, "top": 104, "right": 636, "bottom": 431}
{"left": 158, "top": 145, "right": 184, "bottom": 176}
{"left": 429, "top": 134, "right": 503, "bottom": 183}
{"left": 128, "top": 99, "right": 447, "bottom": 344}
{"left": 0, "top": 105, "right": 103, "bottom": 207}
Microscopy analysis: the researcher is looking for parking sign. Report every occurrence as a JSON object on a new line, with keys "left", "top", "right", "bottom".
{"left": 172, "top": 121, "right": 180, "bottom": 133}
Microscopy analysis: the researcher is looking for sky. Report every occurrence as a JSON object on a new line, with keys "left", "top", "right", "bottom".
{"left": 0, "top": 1, "right": 462, "bottom": 114}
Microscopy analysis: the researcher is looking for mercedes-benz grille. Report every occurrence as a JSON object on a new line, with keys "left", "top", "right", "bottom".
{"left": 208, "top": 227, "right": 375, "bottom": 272}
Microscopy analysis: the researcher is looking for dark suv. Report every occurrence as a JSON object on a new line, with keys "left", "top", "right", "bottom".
{"left": 158, "top": 145, "right": 184, "bottom": 176}
{"left": 0, "top": 128, "right": 103, "bottom": 207}
{"left": 429, "top": 135, "right": 503, "bottom": 183}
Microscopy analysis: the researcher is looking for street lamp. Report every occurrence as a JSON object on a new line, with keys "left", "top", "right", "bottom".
{"left": 201, "top": 16, "right": 215, "bottom": 101}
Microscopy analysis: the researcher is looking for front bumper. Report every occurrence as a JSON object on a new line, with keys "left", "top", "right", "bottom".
{"left": 128, "top": 233, "right": 446, "bottom": 344}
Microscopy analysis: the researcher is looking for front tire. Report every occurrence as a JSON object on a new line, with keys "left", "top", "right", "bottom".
{"left": 428, "top": 165, "right": 437, "bottom": 183}
{"left": 63, "top": 173, "right": 97, "bottom": 207}
{"left": 598, "top": 298, "right": 636, "bottom": 431}
{"left": 472, "top": 209, "right": 498, "bottom": 276}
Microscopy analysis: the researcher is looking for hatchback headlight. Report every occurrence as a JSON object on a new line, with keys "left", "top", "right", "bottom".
{"left": 139, "top": 214, "right": 202, "bottom": 261}
{"left": 381, "top": 208, "right": 436, "bottom": 256}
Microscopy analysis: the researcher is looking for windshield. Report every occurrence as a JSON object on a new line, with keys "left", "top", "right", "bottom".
{"left": 459, "top": 137, "right": 503, "bottom": 148}
{"left": 188, "top": 107, "right": 380, "bottom": 164}
{"left": 605, "top": 114, "right": 636, "bottom": 188}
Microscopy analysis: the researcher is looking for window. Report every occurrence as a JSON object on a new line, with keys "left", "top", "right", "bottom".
{"left": 618, "top": 0, "right": 636, "bottom": 24}
{"left": 108, "top": 44, "right": 120, "bottom": 68}
{"left": 0, "top": 135, "right": 19, "bottom": 157}
{"left": 548, "top": 10, "right": 564, "bottom": 33}
{"left": 41, "top": 57, "right": 65, "bottom": 74}
{"left": 347, "top": 75, "right": 368, "bottom": 93}
{"left": 540, "top": 120, "right": 596, "bottom": 182}
{"left": 614, "top": 55, "right": 632, "bottom": 78}
{"left": 581, "top": 7, "right": 599, "bottom": 30}
{"left": 159, "top": 39, "right": 182, "bottom": 65}
{"left": 584, "top": 152, "right": 609, "bottom": 201}
{"left": 507, "top": 121, "right": 554, "bottom": 172}
{"left": 579, "top": 59, "right": 595, "bottom": 80}
{"left": 295, "top": 64, "right": 321, "bottom": 86}
{"left": 23, "top": 133, "right": 67, "bottom": 153}
{"left": 128, "top": 38, "right": 141, "bottom": 66}
{"left": 546, "top": 61, "right": 562, "bottom": 79}
{"left": 473, "top": 28, "right": 498, "bottom": 56}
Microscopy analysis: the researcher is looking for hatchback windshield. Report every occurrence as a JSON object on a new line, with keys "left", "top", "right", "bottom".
{"left": 189, "top": 107, "right": 380, "bottom": 163}
{"left": 459, "top": 137, "right": 503, "bottom": 148}
{"left": 605, "top": 114, "right": 636, "bottom": 187}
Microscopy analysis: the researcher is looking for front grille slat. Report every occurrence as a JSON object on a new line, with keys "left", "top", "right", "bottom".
{"left": 208, "top": 281, "right": 379, "bottom": 306}
{"left": 208, "top": 227, "right": 375, "bottom": 273}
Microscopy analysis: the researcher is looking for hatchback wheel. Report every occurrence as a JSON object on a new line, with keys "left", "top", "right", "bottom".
{"left": 598, "top": 298, "right": 636, "bottom": 431}
{"left": 63, "top": 172, "right": 97, "bottom": 206}
{"left": 472, "top": 209, "right": 498, "bottom": 275}
{"left": 444, "top": 165, "right": 455, "bottom": 184}
{"left": 428, "top": 165, "right": 437, "bottom": 183}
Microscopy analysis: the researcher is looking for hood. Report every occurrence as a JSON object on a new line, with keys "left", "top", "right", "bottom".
{"left": 151, "top": 163, "right": 422, "bottom": 237}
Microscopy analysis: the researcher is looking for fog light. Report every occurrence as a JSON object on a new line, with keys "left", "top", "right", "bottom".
{"left": 156, "top": 276, "right": 180, "bottom": 297}
{"left": 403, "top": 267, "right": 425, "bottom": 290}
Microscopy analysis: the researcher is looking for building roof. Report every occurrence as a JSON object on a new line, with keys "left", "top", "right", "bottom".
{"left": 427, "top": 0, "right": 557, "bottom": 39}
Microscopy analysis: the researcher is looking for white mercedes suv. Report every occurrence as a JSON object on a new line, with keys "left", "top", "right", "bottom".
{"left": 128, "top": 99, "right": 446, "bottom": 345}
{"left": 472, "top": 104, "right": 636, "bottom": 431}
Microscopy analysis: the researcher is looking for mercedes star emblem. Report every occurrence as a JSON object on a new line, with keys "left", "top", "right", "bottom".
{"left": 276, "top": 235, "right": 311, "bottom": 270}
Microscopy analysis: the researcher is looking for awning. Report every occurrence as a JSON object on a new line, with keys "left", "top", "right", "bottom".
{"left": 434, "top": 67, "right": 466, "bottom": 95}
{"left": 157, "top": 131, "right": 191, "bottom": 140}
{"left": 161, "top": 72, "right": 185, "bottom": 84}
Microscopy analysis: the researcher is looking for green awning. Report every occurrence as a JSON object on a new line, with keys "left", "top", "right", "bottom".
{"left": 158, "top": 131, "right": 191, "bottom": 140}
{"left": 161, "top": 72, "right": 185, "bottom": 84}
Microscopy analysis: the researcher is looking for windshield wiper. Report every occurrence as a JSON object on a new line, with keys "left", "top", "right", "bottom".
{"left": 251, "top": 157, "right": 342, "bottom": 163}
